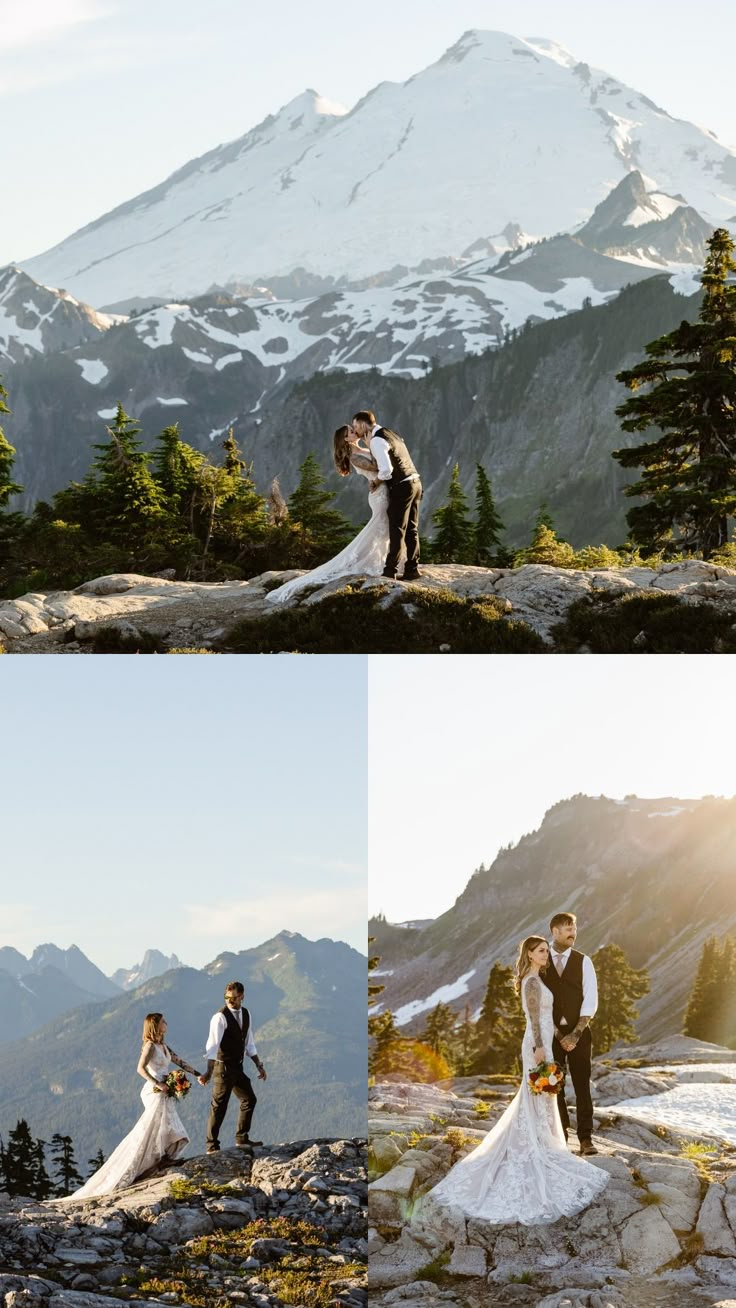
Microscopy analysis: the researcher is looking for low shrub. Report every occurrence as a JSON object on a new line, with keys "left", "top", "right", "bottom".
{"left": 551, "top": 591, "right": 736, "bottom": 654}
{"left": 223, "top": 585, "right": 546, "bottom": 654}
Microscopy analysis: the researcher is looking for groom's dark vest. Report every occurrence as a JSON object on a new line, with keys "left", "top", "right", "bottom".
{"left": 217, "top": 1005, "right": 251, "bottom": 1069}
{"left": 541, "top": 949, "right": 585, "bottom": 1029}
{"left": 373, "top": 427, "right": 419, "bottom": 488}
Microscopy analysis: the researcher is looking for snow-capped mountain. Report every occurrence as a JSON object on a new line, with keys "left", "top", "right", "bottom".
{"left": 0, "top": 173, "right": 701, "bottom": 386}
{"left": 20, "top": 30, "right": 736, "bottom": 306}
{"left": 0, "top": 265, "right": 121, "bottom": 365}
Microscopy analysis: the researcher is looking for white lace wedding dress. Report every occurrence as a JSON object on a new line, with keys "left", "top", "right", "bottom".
{"left": 266, "top": 453, "right": 397, "bottom": 605}
{"left": 425, "top": 975, "right": 609, "bottom": 1225}
{"left": 56, "top": 1043, "right": 189, "bottom": 1202}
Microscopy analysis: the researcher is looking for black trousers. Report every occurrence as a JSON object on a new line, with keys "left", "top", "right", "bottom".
{"left": 384, "top": 478, "right": 422, "bottom": 577}
{"left": 206, "top": 1062, "right": 257, "bottom": 1147}
{"left": 551, "top": 1026, "right": 593, "bottom": 1141}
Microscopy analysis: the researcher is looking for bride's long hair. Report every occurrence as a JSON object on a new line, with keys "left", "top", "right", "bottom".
{"left": 333, "top": 425, "right": 353, "bottom": 477}
{"left": 142, "top": 1012, "right": 165, "bottom": 1045}
{"left": 514, "top": 935, "right": 549, "bottom": 993}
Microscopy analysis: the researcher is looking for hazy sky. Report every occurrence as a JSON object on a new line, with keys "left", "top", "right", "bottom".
{"left": 0, "top": 657, "right": 367, "bottom": 973}
{"left": 2, "top": 0, "right": 736, "bottom": 265}
{"left": 369, "top": 656, "right": 736, "bottom": 923}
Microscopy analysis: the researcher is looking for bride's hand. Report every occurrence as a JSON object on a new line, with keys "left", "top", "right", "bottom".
{"left": 533, "top": 1046, "right": 546, "bottom": 1064}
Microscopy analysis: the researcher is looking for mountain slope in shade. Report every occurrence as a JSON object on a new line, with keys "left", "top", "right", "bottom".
{"left": 0, "top": 967, "right": 106, "bottom": 1043}
{"left": 5, "top": 271, "right": 699, "bottom": 544}
{"left": 29, "top": 943, "right": 121, "bottom": 998}
{"left": 20, "top": 30, "right": 736, "bottom": 304}
{"left": 0, "top": 932, "right": 367, "bottom": 1163}
{"left": 370, "top": 795, "right": 736, "bottom": 1043}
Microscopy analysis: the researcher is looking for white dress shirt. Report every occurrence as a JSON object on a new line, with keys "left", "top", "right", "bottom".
{"left": 369, "top": 424, "right": 394, "bottom": 482}
{"left": 548, "top": 945, "right": 598, "bottom": 1025}
{"left": 205, "top": 1006, "right": 258, "bottom": 1061}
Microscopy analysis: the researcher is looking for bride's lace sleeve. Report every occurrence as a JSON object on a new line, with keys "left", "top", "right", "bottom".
{"left": 525, "top": 976, "right": 544, "bottom": 1048}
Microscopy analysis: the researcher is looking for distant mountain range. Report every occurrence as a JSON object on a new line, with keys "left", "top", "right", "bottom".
{"left": 0, "top": 932, "right": 366, "bottom": 1162}
{"left": 370, "top": 795, "right": 736, "bottom": 1044}
{"left": 0, "top": 944, "right": 184, "bottom": 1042}
{"left": 17, "top": 30, "right": 736, "bottom": 306}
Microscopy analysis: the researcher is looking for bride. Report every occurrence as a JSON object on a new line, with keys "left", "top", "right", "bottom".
{"left": 424, "top": 937, "right": 609, "bottom": 1226}
{"left": 56, "top": 1012, "right": 202, "bottom": 1201}
{"left": 266, "top": 424, "right": 399, "bottom": 605}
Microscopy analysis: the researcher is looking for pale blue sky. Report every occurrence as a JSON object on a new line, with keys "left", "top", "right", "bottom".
{"left": 369, "top": 656, "right": 736, "bottom": 924}
{"left": 1, "top": 0, "right": 736, "bottom": 266}
{"left": 0, "top": 656, "right": 367, "bottom": 973}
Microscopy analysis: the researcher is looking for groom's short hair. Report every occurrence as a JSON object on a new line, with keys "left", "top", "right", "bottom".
{"left": 225, "top": 981, "right": 245, "bottom": 997}
{"left": 550, "top": 912, "right": 577, "bottom": 931}
{"left": 353, "top": 410, "right": 376, "bottom": 426}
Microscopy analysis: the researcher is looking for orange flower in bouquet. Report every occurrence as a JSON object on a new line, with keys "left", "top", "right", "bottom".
{"left": 528, "top": 1060, "right": 564, "bottom": 1095}
{"left": 164, "top": 1070, "right": 191, "bottom": 1099}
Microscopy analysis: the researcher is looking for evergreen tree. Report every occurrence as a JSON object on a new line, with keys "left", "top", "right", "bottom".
{"left": 87, "top": 1148, "right": 106, "bottom": 1177}
{"left": 471, "top": 963, "right": 525, "bottom": 1075}
{"left": 421, "top": 1002, "right": 458, "bottom": 1061}
{"left": 591, "top": 945, "right": 650, "bottom": 1052}
{"left": 533, "top": 501, "right": 556, "bottom": 533}
{"left": 370, "top": 1010, "right": 402, "bottom": 1077}
{"left": 32, "top": 1138, "right": 52, "bottom": 1200}
{"left": 57, "top": 404, "right": 165, "bottom": 551}
{"left": 287, "top": 454, "right": 354, "bottom": 565}
{"left": 684, "top": 936, "right": 729, "bottom": 1043}
{"left": 0, "top": 376, "right": 21, "bottom": 509}
{"left": 2, "top": 1120, "right": 38, "bottom": 1196}
{"left": 50, "top": 1133, "right": 83, "bottom": 1197}
{"left": 431, "top": 464, "right": 474, "bottom": 563}
{"left": 473, "top": 464, "right": 506, "bottom": 566}
{"left": 151, "top": 423, "right": 206, "bottom": 520}
{"left": 453, "top": 1004, "right": 476, "bottom": 1076}
{"left": 613, "top": 228, "right": 736, "bottom": 558}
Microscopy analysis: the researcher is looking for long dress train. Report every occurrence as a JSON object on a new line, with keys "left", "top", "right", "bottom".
{"left": 425, "top": 974, "right": 609, "bottom": 1225}
{"left": 266, "top": 452, "right": 399, "bottom": 605}
{"left": 56, "top": 1043, "right": 189, "bottom": 1201}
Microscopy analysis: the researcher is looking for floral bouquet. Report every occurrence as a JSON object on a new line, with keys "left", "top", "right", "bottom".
{"left": 164, "top": 1070, "right": 191, "bottom": 1099}
{"left": 528, "top": 1060, "right": 565, "bottom": 1095}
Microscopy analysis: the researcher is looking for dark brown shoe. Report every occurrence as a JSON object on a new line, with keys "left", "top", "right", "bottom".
{"left": 579, "top": 1139, "right": 598, "bottom": 1156}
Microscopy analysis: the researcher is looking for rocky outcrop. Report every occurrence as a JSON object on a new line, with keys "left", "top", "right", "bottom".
{"left": 368, "top": 1081, "right": 736, "bottom": 1308}
{"left": 3, "top": 559, "right": 736, "bottom": 653}
{"left": 0, "top": 1138, "right": 366, "bottom": 1307}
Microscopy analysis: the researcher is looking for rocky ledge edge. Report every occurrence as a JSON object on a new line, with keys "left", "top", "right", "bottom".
{"left": 0, "top": 1137, "right": 367, "bottom": 1308}
{"left": 368, "top": 1043, "right": 736, "bottom": 1308}
{"left": 2, "top": 560, "right": 736, "bottom": 651}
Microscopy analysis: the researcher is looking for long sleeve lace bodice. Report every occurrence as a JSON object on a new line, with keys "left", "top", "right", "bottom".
{"left": 523, "top": 975, "right": 545, "bottom": 1049}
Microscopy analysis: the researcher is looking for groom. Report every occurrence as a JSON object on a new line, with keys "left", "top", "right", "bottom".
{"left": 199, "top": 981, "right": 267, "bottom": 1153}
{"left": 542, "top": 912, "right": 599, "bottom": 1156}
{"left": 351, "top": 410, "right": 422, "bottom": 580}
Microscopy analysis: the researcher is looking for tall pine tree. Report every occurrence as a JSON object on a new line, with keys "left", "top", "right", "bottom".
{"left": 471, "top": 962, "right": 525, "bottom": 1075}
{"left": 431, "top": 464, "right": 474, "bottom": 563}
{"left": 613, "top": 228, "right": 736, "bottom": 558}
{"left": 473, "top": 464, "right": 506, "bottom": 566}
{"left": 591, "top": 944, "right": 650, "bottom": 1052}
{"left": 50, "top": 1133, "right": 83, "bottom": 1197}
{"left": 287, "top": 454, "right": 354, "bottom": 566}
{"left": 0, "top": 376, "right": 21, "bottom": 510}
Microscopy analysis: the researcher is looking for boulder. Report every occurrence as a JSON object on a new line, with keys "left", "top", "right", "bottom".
{"left": 619, "top": 1206, "right": 680, "bottom": 1272}
{"left": 697, "top": 1183, "right": 736, "bottom": 1256}
{"left": 448, "top": 1243, "right": 486, "bottom": 1277}
{"left": 369, "top": 1165, "right": 419, "bottom": 1228}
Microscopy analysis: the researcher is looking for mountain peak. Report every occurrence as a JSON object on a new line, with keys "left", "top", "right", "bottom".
{"left": 274, "top": 88, "right": 348, "bottom": 126}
